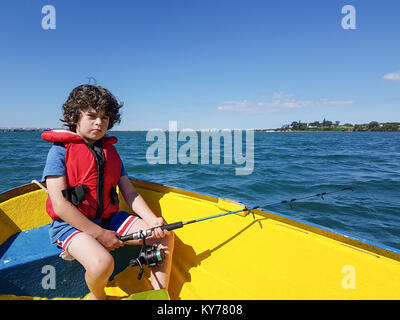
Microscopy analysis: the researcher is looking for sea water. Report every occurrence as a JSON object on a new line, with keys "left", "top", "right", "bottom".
{"left": 0, "top": 131, "right": 399, "bottom": 250}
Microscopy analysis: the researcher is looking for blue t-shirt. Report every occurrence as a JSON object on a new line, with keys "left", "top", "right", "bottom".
{"left": 41, "top": 143, "right": 127, "bottom": 182}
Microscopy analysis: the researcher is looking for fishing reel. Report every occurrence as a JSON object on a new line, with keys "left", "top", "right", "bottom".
{"left": 129, "top": 232, "right": 165, "bottom": 280}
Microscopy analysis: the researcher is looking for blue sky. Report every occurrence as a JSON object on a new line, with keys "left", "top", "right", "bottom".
{"left": 0, "top": 0, "right": 399, "bottom": 130}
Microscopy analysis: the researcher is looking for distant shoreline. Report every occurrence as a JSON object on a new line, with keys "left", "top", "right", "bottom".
{"left": 275, "top": 120, "right": 400, "bottom": 132}
{"left": 1, "top": 129, "right": 400, "bottom": 133}
{"left": 1, "top": 120, "right": 400, "bottom": 133}
{"left": 255, "top": 129, "right": 400, "bottom": 132}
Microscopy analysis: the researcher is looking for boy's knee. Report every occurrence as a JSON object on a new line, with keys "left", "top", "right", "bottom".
{"left": 87, "top": 253, "right": 114, "bottom": 278}
{"left": 168, "top": 231, "right": 175, "bottom": 243}
{"left": 162, "top": 231, "right": 175, "bottom": 249}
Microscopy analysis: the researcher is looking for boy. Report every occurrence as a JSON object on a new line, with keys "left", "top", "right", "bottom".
{"left": 42, "top": 84, "right": 174, "bottom": 300}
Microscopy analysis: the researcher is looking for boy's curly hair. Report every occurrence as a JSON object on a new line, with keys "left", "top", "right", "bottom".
{"left": 61, "top": 85, "right": 123, "bottom": 132}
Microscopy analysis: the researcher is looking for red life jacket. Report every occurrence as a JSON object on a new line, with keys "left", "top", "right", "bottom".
{"left": 42, "top": 129, "right": 121, "bottom": 221}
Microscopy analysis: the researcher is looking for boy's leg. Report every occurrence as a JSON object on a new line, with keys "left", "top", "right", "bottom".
{"left": 67, "top": 233, "right": 114, "bottom": 300}
{"left": 124, "top": 218, "right": 175, "bottom": 290}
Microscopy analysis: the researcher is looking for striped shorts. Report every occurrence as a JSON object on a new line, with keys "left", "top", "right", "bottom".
{"left": 54, "top": 211, "right": 139, "bottom": 261}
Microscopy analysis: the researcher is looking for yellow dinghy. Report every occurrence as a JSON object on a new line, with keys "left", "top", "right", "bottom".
{"left": 1, "top": 178, "right": 399, "bottom": 300}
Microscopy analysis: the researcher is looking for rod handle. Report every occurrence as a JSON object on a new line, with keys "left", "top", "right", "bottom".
{"left": 161, "top": 221, "right": 183, "bottom": 231}
{"left": 118, "top": 222, "right": 183, "bottom": 241}
{"left": 118, "top": 229, "right": 152, "bottom": 241}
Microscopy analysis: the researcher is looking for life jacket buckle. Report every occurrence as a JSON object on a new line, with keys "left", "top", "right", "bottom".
{"left": 110, "top": 186, "right": 119, "bottom": 206}
{"left": 62, "top": 185, "right": 88, "bottom": 206}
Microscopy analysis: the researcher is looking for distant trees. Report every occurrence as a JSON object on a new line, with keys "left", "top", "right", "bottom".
{"left": 308, "top": 121, "right": 320, "bottom": 127}
{"left": 353, "top": 122, "right": 400, "bottom": 132}
{"left": 281, "top": 119, "right": 400, "bottom": 132}
{"left": 289, "top": 119, "right": 339, "bottom": 130}
{"left": 368, "top": 121, "right": 379, "bottom": 130}
{"left": 381, "top": 122, "right": 400, "bottom": 131}
{"left": 322, "top": 118, "right": 332, "bottom": 127}
{"left": 290, "top": 121, "right": 307, "bottom": 130}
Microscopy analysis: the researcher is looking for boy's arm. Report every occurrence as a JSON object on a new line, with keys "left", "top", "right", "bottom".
{"left": 118, "top": 175, "right": 168, "bottom": 238}
{"left": 46, "top": 175, "right": 123, "bottom": 250}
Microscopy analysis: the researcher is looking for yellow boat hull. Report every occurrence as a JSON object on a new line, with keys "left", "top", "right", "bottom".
{"left": 1, "top": 179, "right": 399, "bottom": 299}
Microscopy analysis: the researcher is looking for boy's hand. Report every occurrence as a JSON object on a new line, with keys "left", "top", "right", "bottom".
{"left": 147, "top": 217, "right": 169, "bottom": 239}
{"left": 95, "top": 229, "right": 124, "bottom": 251}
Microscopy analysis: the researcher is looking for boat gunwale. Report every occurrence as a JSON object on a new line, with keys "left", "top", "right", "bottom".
{"left": 1, "top": 178, "right": 400, "bottom": 262}
{"left": 0, "top": 183, "right": 44, "bottom": 203}
{"left": 128, "top": 177, "right": 400, "bottom": 262}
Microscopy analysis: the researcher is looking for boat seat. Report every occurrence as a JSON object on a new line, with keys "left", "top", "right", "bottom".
{"left": 0, "top": 224, "right": 141, "bottom": 299}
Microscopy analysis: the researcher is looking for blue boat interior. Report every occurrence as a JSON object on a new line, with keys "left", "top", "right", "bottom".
{"left": 0, "top": 224, "right": 141, "bottom": 298}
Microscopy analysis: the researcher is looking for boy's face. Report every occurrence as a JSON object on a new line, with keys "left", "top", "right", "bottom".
{"left": 76, "top": 107, "right": 110, "bottom": 144}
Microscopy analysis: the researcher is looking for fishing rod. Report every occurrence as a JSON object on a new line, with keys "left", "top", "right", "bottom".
{"left": 121, "top": 186, "right": 353, "bottom": 279}
{"left": 118, "top": 187, "right": 354, "bottom": 242}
